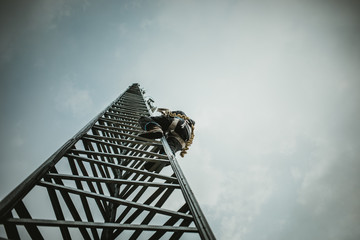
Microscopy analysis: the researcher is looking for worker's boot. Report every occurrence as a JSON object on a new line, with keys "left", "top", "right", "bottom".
{"left": 144, "top": 161, "right": 169, "bottom": 172}
{"left": 143, "top": 161, "right": 156, "bottom": 171}
{"left": 138, "top": 125, "right": 163, "bottom": 139}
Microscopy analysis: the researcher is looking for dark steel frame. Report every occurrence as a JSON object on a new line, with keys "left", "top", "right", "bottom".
{"left": 0, "top": 83, "right": 216, "bottom": 240}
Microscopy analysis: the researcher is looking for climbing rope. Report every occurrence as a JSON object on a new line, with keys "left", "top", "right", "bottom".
{"left": 157, "top": 108, "right": 195, "bottom": 157}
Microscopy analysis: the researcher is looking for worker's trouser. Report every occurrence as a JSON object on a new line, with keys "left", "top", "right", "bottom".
{"left": 138, "top": 116, "right": 182, "bottom": 154}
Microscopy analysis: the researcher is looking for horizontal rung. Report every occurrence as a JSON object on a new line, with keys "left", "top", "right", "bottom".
{"left": 37, "top": 181, "right": 193, "bottom": 220}
{"left": 116, "top": 99, "right": 146, "bottom": 106}
{"left": 98, "top": 117, "right": 141, "bottom": 129}
{"left": 65, "top": 154, "right": 176, "bottom": 181}
{"left": 83, "top": 134, "right": 163, "bottom": 146}
{"left": 69, "top": 149, "right": 168, "bottom": 162}
{"left": 91, "top": 125, "right": 160, "bottom": 144}
{"left": 113, "top": 104, "right": 146, "bottom": 111}
{"left": 115, "top": 104, "right": 148, "bottom": 111}
{"left": 101, "top": 115, "right": 140, "bottom": 126}
{"left": 6, "top": 218, "right": 198, "bottom": 232}
{"left": 96, "top": 122, "right": 141, "bottom": 133}
{"left": 96, "top": 124, "right": 141, "bottom": 134}
{"left": 104, "top": 112, "right": 138, "bottom": 122}
{"left": 110, "top": 106, "right": 146, "bottom": 116}
{"left": 111, "top": 104, "right": 144, "bottom": 111}
{"left": 46, "top": 173, "right": 181, "bottom": 189}
{"left": 108, "top": 108, "right": 145, "bottom": 119}
{"left": 82, "top": 136, "right": 167, "bottom": 159}
{"left": 118, "top": 96, "right": 144, "bottom": 103}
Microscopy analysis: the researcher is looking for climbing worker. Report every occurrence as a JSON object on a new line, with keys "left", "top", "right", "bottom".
{"left": 138, "top": 108, "right": 195, "bottom": 170}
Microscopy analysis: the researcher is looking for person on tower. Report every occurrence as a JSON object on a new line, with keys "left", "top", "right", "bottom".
{"left": 138, "top": 108, "right": 195, "bottom": 170}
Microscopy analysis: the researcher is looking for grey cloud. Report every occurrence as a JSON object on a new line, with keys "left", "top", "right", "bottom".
{"left": 1, "top": 0, "right": 360, "bottom": 239}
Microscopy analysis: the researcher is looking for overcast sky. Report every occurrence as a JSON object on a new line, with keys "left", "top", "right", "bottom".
{"left": 1, "top": 0, "right": 360, "bottom": 239}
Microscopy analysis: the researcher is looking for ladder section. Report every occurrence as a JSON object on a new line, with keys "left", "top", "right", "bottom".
{"left": 0, "top": 84, "right": 214, "bottom": 239}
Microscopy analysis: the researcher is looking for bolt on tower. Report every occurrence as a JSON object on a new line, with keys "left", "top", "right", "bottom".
{"left": 0, "top": 84, "right": 215, "bottom": 240}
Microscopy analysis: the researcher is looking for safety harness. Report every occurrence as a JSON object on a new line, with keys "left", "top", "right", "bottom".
{"left": 157, "top": 108, "right": 195, "bottom": 157}
{"left": 168, "top": 117, "right": 192, "bottom": 148}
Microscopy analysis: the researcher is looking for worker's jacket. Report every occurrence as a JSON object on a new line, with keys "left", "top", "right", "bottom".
{"left": 140, "top": 111, "right": 194, "bottom": 149}
{"left": 153, "top": 111, "right": 194, "bottom": 147}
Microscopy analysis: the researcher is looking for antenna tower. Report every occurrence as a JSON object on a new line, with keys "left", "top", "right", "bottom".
{"left": 0, "top": 84, "right": 215, "bottom": 240}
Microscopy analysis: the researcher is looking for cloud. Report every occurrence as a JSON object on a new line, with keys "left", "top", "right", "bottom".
{"left": 131, "top": 1, "right": 360, "bottom": 239}
{"left": 213, "top": 165, "right": 274, "bottom": 239}
{"left": 54, "top": 76, "right": 94, "bottom": 118}
{"left": 294, "top": 137, "right": 360, "bottom": 235}
{"left": 181, "top": 145, "right": 224, "bottom": 206}
{"left": 0, "top": 0, "right": 93, "bottom": 65}
{"left": 1, "top": 0, "right": 360, "bottom": 239}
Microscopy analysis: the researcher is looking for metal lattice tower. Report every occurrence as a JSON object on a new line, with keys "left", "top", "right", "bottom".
{"left": 0, "top": 84, "right": 215, "bottom": 240}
